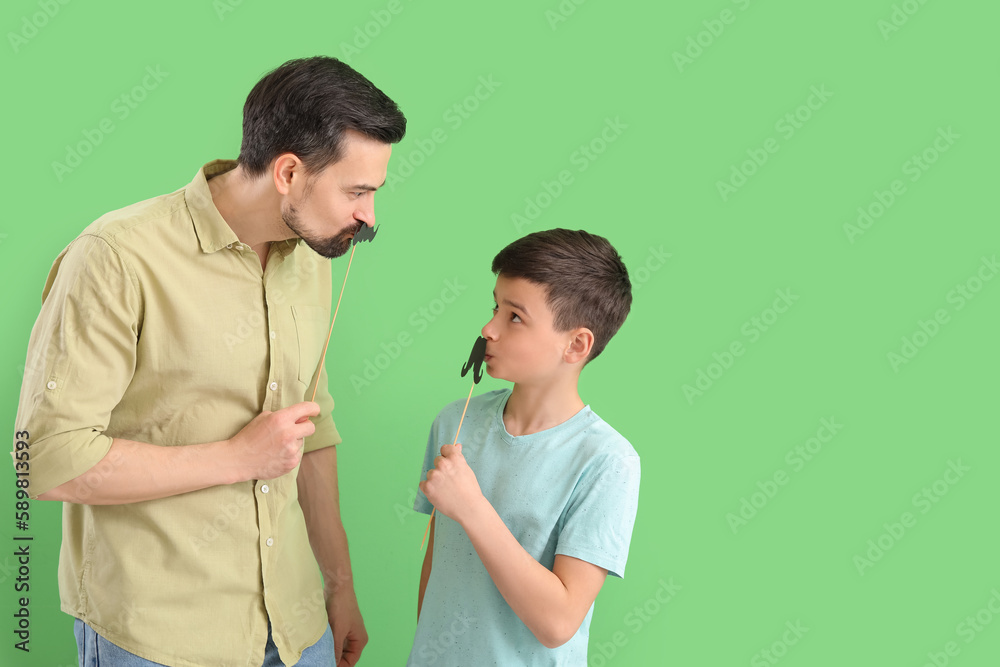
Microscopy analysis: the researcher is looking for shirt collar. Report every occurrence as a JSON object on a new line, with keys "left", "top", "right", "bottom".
{"left": 184, "top": 160, "right": 243, "bottom": 254}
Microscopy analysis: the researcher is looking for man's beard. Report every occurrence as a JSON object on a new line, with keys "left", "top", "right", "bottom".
{"left": 282, "top": 203, "right": 361, "bottom": 259}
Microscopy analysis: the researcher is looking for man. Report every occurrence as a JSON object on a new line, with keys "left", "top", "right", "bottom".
{"left": 13, "top": 56, "right": 405, "bottom": 666}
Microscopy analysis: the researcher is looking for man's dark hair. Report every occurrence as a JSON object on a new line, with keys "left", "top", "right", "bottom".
{"left": 492, "top": 229, "right": 632, "bottom": 362}
{"left": 238, "top": 56, "right": 406, "bottom": 177}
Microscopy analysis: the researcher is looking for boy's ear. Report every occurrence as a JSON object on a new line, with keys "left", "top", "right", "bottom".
{"left": 564, "top": 327, "right": 594, "bottom": 365}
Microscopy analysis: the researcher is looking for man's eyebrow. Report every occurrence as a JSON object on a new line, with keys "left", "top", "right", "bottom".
{"left": 346, "top": 178, "right": 387, "bottom": 191}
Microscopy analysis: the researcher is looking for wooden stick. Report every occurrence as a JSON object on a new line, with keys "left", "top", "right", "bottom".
{"left": 420, "top": 381, "right": 476, "bottom": 550}
{"left": 309, "top": 243, "right": 358, "bottom": 403}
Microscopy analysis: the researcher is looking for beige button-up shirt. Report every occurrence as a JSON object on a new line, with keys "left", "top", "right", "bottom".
{"left": 14, "top": 160, "right": 341, "bottom": 666}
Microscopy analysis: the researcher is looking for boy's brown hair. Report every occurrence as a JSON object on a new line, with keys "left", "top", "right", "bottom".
{"left": 492, "top": 228, "right": 631, "bottom": 362}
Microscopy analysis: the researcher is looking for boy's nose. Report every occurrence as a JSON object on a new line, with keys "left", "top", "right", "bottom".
{"left": 481, "top": 318, "right": 497, "bottom": 341}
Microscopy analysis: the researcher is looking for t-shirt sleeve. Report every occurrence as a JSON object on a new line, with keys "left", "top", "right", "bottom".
{"left": 12, "top": 234, "right": 141, "bottom": 498}
{"left": 555, "top": 453, "right": 640, "bottom": 579}
{"left": 413, "top": 414, "right": 445, "bottom": 516}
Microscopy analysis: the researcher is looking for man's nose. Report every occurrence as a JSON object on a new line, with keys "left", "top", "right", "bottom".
{"left": 355, "top": 198, "right": 375, "bottom": 226}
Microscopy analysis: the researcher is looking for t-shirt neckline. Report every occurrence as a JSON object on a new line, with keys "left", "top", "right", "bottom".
{"left": 494, "top": 388, "right": 593, "bottom": 446}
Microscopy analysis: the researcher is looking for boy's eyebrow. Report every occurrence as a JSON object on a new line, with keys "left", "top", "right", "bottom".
{"left": 493, "top": 289, "right": 530, "bottom": 316}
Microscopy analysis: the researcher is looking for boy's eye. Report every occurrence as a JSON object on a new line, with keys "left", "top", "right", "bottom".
{"left": 510, "top": 313, "right": 522, "bottom": 323}
{"left": 492, "top": 303, "right": 498, "bottom": 313}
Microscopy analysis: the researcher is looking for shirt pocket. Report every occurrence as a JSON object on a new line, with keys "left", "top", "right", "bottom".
{"left": 291, "top": 305, "right": 330, "bottom": 388}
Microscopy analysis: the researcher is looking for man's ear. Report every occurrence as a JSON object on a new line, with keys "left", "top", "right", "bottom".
{"left": 564, "top": 328, "right": 594, "bottom": 365}
{"left": 272, "top": 153, "right": 304, "bottom": 196}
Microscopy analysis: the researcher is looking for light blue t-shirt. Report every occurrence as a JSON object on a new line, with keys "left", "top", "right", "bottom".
{"left": 407, "top": 389, "right": 640, "bottom": 667}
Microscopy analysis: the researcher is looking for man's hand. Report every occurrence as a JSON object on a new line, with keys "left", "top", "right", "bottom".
{"left": 228, "top": 401, "right": 320, "bottom": 481}
{"left": 419, "top": 444, "right": 484, "bottom": 524}
{"left": 327, "top": 584, "right": 368, "bottom": 666}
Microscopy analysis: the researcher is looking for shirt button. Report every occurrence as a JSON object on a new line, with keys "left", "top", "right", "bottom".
{"left": 269, "top": 331, "right": 276, "bottom": 339}
{"left": 269, "top": 381, "right": 278, "bottom": 391}
{"left": 226, "top": 243, "right": 233, "bottom": 249}
{"left": 261, "top": 484, "right": 269, "bottom": 494}
{"left": 46, "top": 380, "right": 57, "bottom": 390}
{"left": 266, "top": 538, "right": 274, "bottom": 547}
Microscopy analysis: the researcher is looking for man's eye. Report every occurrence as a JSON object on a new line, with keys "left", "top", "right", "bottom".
{"left": 492, "top": 303, "right": 498, "bottom": 312}
{"left": 511, "top": 313, "right": 522, "bottom": 323}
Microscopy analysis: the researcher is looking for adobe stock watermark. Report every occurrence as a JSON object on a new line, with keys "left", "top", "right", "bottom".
{"left": 394, "top": 487, "right": 420, "bottom": 524}
{"left": 682, "top": 288, "right": 799, "bottom": 405}
{"left": 588, "top": 578, "right": 681, "bottom": 666}
{"left": 672, "top": 0, "right": 757, "bottom": 72}
{"left": 877, "top": 0, "right": 932, "bottom": 40}
{"left": 103, "top": 600, "right": 142, "bottom": 638}
{"left": 350, "top": 278, "right": 468, "bottom": 394}
{"left": 290, "top": 587, "right": 328, "bottom": 626}
{"left": 385, "top": 75, "right": 502, "bottom": 192}
{"left": 17, "top": 351, "right": 47, "bottom": 384}
{"left": 510, "top": 117, "right": 627, "bottom": 232}
{"left": 716, "top": 85, "right": 833, "bottom": 202}
{"left": 545, "top": 0, "right": 587, "bottom": 30}
{"left": 51, "top": 65, "right": 170, "bottom": 182}
{"left": 289, "top": 565, "right": 354, "bottom": 626}
{"left": 750, "top": 620, "right": 809, "bottom": 667}
{"left": 71, "top": 447, "right": 127, "bottom": 502}
{"left": 8, "top": 0, "right": 71, "bottom": 54}
{"left": 337, "top": 0, "right": 412, "bottom": 60}
{"left": 224, "top": 247, "right": 334, "bottom": 351}
{"left": 397, "top": 421, "right": 494, "bottom": 524}
{"left": 918, "top": 588, "right": 1000, "bottom": 667}
{"left": 726, "top": 417, "right": 844, "bottom": 534}
{"left": 632, "top": 246, "right": 671, "bottom": 292}
{"left": 189, "top": 491, "right": 254, "bottom": 553}
{"left": 415, "top": 609, "right": 479, "bottom": 664}
{"left": 844, "top": 126, "right": 959, "bottom": 244}
{"left": 886, "top": 254, "right": 997, "bottom": 372}
{"left": 0, "top": 557, "right": 17, "bottom": 585}
{"left": 853, "top": 459, "right": 970, "bottom": 575}
{"left": 213, "top": 0, "right": 246, "bottom": 20}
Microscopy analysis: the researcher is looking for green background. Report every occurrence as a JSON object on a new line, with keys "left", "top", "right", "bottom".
{"left": 2, "top": 0, "right": 998, "bottom": 665}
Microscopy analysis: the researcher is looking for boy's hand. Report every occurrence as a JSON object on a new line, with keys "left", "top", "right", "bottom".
{"left": 420, "top": 444, "right": 484, "bottom": 524}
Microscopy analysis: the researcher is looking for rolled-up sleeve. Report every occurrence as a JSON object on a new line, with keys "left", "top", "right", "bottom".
{"left": 13, "top": 234, "right": 141, "bottom": 498}
{"left": 304, "top": 360, "right": 341, "bottom": 454}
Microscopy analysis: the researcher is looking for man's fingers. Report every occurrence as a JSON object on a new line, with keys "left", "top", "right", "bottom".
{"left": 341, "top": 637, "right": 363, "bottom": 666}
{"left": 333, "top": 633, "right": 343, "bottom": 665}
{"left": 295, "top": 419, "right": 317, "bottom": 440}
{"left": 287, "top": 400, "right": 322, "bottom": 421}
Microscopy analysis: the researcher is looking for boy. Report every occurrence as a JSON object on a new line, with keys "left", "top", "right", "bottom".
{"left": 409, "top": 228, "right": 641, "bottom": 665}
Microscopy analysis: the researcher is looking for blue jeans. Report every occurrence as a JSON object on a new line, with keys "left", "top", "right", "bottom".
{"left": 74, "top": 618, "right": 335, "bottom": 666}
